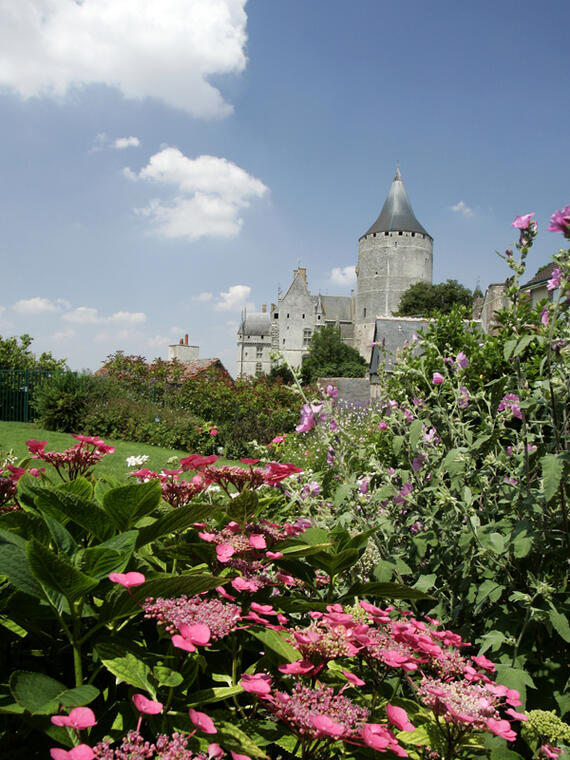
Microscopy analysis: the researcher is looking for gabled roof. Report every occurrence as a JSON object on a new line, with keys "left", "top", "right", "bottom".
{"left": 361, "top": 168, "right": 431, "bottom": 239}
{"left": 522, "top": 262, "right": 557, "bottom": 288}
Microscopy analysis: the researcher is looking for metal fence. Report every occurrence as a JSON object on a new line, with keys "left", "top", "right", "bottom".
{"left": 0, "top": 369, "right": 55, "bottom": 423}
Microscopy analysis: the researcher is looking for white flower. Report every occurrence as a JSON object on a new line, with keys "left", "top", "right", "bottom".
{"left": 126, "top": 454, "right": 150, "bottom": 468}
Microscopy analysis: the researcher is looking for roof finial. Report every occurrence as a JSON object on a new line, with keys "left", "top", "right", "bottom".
{"left": 394, "top": 162, "right": 401, "bottom": 181}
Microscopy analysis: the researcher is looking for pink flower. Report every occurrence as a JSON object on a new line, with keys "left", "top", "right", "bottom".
{"left": 50, "top": 747, "right": 94, "bottom": 760}
{"left": 240, "top": 673, "right": 272, "bottom": 696}
{"left": 456, "top": 351, "right": 469, "bottom": 369}
{"left": 541, "top": 306, "right": 549, "bottom": 326}
{"left": 208, "top": 743, "right": 225, "bottom": 759}
{"left": 512, "top": 212, "right": 536, "bottom": 229}
{"left": 231, "top": 577, "right": 259, "bottom": 593}
{"left": 230, "top": 753, "right": 252, "bottom": 760}
{"left": 270, "top": 435, "right": 285, "bottom": 445}
{"left": 26, "top": 439, "right": 47, "bottom": 453}
{"left": 216, "top": 544, "right": 235, "bottom": 562}
{"left": 386, "top": 703, "right": 415, "bottom": 732}
{"left": 108, "top": 572, "right": 146, "bottom": 588}
{"left": 486, "top": 718, "right": 517, "bottom": 741}
{"left": 278, "top": 660, "right": 315, "bottom": 675}
{"left": 342, "top": 669, "right": 366, "bottom": 687}
{"left": 51, "top": 707, "right": 97, "bottom": 729}
{"left": 432, "top": 372, "right": 444, "bottom": 385}
{"left": 189, "top": 708, "right": 217, "bottom": 734}
{"left": 540, "top": 744, "right": 563, "bottom": 759}
{"left": 505, "top": 708, "right": 528, "bottom": 722}
{"left": 310, "top": 714, "right": 345, "bottom": 737}
{"left": 132, "top": 694, "right": 163, "bottom": 714}
{"left": 378, "top": 420, "right": 388, "bottom": 430}
{"left": 265, "top": 550, "right": 283, "bottom": 559}
{"left": 210, "top": 429, "right": 218, "bottom": 436}
{"left": 471, "top": 654, "right": 496, "bottom": 672}
{"left": 248, "top": 534, "right": 267, "bottom": 549}
{"left": 547, "top": 267, "right": 562, "bottom": 291}
{"left": 547, "top": 205, "right": 570, "bottom": 236}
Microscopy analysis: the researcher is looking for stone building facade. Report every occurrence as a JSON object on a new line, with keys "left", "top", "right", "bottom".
{"left": 237, "top": 169, "right": 432, "bottom": 377}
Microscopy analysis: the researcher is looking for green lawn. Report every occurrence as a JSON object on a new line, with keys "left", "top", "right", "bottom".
{"left": 0, "top": 421, "right": 235, "bottom": 481}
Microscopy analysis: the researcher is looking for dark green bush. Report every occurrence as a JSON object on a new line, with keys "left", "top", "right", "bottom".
{"left": 35, "top": 372, "right": 103, "bottom": 432}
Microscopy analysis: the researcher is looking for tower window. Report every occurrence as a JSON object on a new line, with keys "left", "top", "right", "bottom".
{"left": 412, "top": 232, "right": 415, "bottom": 237}
{"left": 302, "top": 314, "right": 305, "bottom": 319}
{"left": 363, "top": 308, "right": 367, "bottom": 317}
{"left": 287, "top": 313, "right": 290, "bottom": 318}
{"left": 256, "top": 362, "right": 262, "bottom": 374}
{"left": 274, "top": 313, "right": 279, "bottom": 319}
{"left": 303, "top": 328, "right": 312, "bottom": 346}
{"left": 384, "top": 231, "right": 389, "bottom": 236}
{"left": 256, "top": 347, "right": 263, "bottom": 359}
{"left": 399, "top": 231, "right": 403, "bottom": 236}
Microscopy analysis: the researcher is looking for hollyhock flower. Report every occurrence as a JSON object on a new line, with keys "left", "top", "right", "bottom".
{"left": 189, "top": 708, "right": 217, "bottom": 734}
{"left": 326, "top": 384, "right": 338, "bottom": 398}
{"left": 498, "top": 393, "right": 523, "bottom": 420}
{"left": 358, "top": 478, "right": 369, "bottom": 494}
{"left": 51, "top": 707, "right": 97, "bottom": 729}
{"left": 456, "top": 351, "right": 469, "bottom": 369}
{"left": 512, "top": 212, "right": 536, "bottom": 229}
{"left": 132, "top": 694, "right": 163, "bottom": 714}
{"left": 541, "top": 306, "right": 549, "bottom": 326}
{"left": 547, "top": 267, "right": 562, "bottom": 291}
{"left": 378, "top": 420, "right": 388, "bottom": 430}
{"left": 240, "top": 673, "right": 272, "bottom": 696}
{"left": 458, "top": 385, "right": 469, "bottom": 409}
{"left": 547, "top": 205, "right": 570, "bottom": 236}
{"left": 329, "top": 418, "right": 339, "bottom": 432}
{"left": 108, "top": 572, "right": 145, "bottom": 588}
{"left": 432, "top": 372, "right": 444, "bottom": 385}
{"left": 386, "top": 704, "right": 415, "bottom": 732}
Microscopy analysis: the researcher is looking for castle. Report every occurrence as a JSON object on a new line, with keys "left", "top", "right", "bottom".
{"left": 237, "top": 169, "right": 433, "bottom": 377}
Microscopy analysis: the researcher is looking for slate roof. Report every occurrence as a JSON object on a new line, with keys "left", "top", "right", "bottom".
{"left": 318, "top": 294, "right": 353, "bottom": 321}
{"left": 361, "top": 168, "right": 431, "bottom": 239}
{"left": 522, "top": 262, "right": 557, "bottom": 288}
{"left": 239, "top": 312, "right": 271, "bottom": 335}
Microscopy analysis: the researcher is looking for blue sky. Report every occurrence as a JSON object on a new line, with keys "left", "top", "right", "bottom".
{"left": 1, "top": 0, "right": 568, "bottom": 373}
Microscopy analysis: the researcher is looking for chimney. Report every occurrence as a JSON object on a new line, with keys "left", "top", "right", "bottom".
{"left": 179, "top": 338, "right": 183, "bottom": 345}
{"left": 262, "top": 304, "right": 266, "bottom": 313}
{"left": 185, "top": 333, "right": 189, "bottom": 345}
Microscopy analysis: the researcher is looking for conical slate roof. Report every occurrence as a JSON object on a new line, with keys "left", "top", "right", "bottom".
{"left": 361, "top": 168, "right": 431, "bottom": 239}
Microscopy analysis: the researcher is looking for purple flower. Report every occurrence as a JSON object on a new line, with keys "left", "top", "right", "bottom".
{"left": 456, "top": 351, "right": 469, "bottom": 369}
{"left": 377, "top": 420, "right": 388, "bottom": 431}
{"left": 458, "top": 385, "right": 469, "bottom": 409}
{"left": 325, "top": 384, "right": 338, "bottom": 399}
{"left": 498, "top": 393, "right": 522, "bottom": 420}
{"left": 546, "top": 205, "right": 570, "bottom": 237}
{"left": 432, "top": 372, "right": 444, "bottom": 385}
{"left": 541, "top": 306, "right": 549, "bottom": 326}
{"left": 512, "top": 212, "right": 536, "bottom": 230}
{"left": 358, "top": 478, "right": 369, "bottom": 494}
{"left": 547, "top": 267, "right": 562, "bottom": 291}
{"left": 329, "top": 418, "right": 339, "bottom": 432}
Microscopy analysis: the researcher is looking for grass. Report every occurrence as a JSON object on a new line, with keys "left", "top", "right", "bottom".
{"left": 0, "top": 421, "right": 236, "bottom": 482}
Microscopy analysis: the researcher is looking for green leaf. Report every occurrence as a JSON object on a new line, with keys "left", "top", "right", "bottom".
{"left": 295, "top": 527, "right": 329, "bottom": 545}
{"left": 549, "top": 609, "right": 570, "bottom": 643}
{"left": 186, "top": 685, "right": 243, "bottom": 707}
{"left": 27, "top": 539, "right": 99, "bottom": 602}
{"left": 96, "top": 643, "right": 154, "bottom": 695}
{"left": 57, "top": 685, "right": 100, "bottom": 707}
{"left": 486, "top": 532, "right": 506, "bottom": 555}
{"left": 279, "top": 542, "right": 333, "bottom": 558}
{"left": 442, "top": 448, "right": 465, "bottom": 477}
{"left": 250, "top": 628, "right": 301, "bottom": 663}
{"left": 75, "top": 531, "right": 138, "bottom": 580}
{"left": 412, "top": 573, "right": 437, "bottom": 593}
{"left": 225, "top": 489, "right": 259, "bottom": 526}
{"left": 494, "top": 665, "right": 535, "bottom": 707}
{"left": 503, "top": 339, "right": 517, "bottom": 362}
{"left": 57, "top": 477, "right": 93, "bottom": 501}
{"left": 333, "top": 483, "right": 353, "bottom": 507}
{"left": 339, "top": 581, "right": 432, "bottom": 602}
{"left": 541, "top": 453, "right": 564, "bottom": 503}
{"left": 392, "top": 435, "right": 404, "bottom": 456}
{"left": 153, "top": 665, "right": 183, "bottom": 688}
{"left": 216, "top": 721, "right": 267, "bottom": 758}
{"left": 34, "top": 488, "right": 111, "bottom": 541}
{"left": 408, "top": 418, "right": 425, "bottom": 451}
{"left": 101, "top": 480, "right": 162, "bottom": 531}
{"left": 397, "top": 724, "right": 432, "bottom": 747}
{"left": 9, "top": 670, "right": 66, "bottom": 714}
{"left": 0, "top": 543, "right": 45, "bottom": 599}
{"left": 0, "top": 615, "right": 28, "bottom": 637}
{"left": 43, "top": 513, "right": 78, "bottom": 557}
{"left": 513, "top": 334, "right": 535, "bottom": 358}
{"left": 308, "top": 548, "right": 360, "bottom": 576}
{"left": 477, "top": 629, "right": 506, "bottom": 654}
{"left": 511, "top": 521, "right": 533, "bottom": 559}
{"left": 475, "top": 580, "right": 504, "bottom": 610}
{"left": 136, "top": 502, "right": 216, "bottom": 548}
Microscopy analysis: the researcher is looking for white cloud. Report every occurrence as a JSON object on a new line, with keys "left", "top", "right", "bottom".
{"left": 128, "top": 148, "right": 268, "bottom": 241}
{"left": 330, "top": 266, "right": 356, "bottom": 286}
{"left": 113, "top": 136, "right": 140, "bottom": 150}
{"left": 52, "top": 328, "right": 76, "bottom": 341}
{"left": 62, "top": 306, "right": 100, "bottom": 324}
{"left": 0, "top": 0, "right": 248, "bottom": 118}
{"left": 450, "top": 201, "right": 474, "bottom": 218}
{"left": 194, "top": 291, "right": 213, "bottom": 302}
{"left": 0, "top": 305, "right": 11, "bottom": 329}
{"left": 12, "top": 296, "right": 59, "bottom": 314}
{"left": 147, "top": 334, "right": 172, "bottom": 348}
{"left": 109, "top": 311, "right": 146, "bottom": 324}
{"left": 215, "top": 284, "right": 251, "bottom": 311}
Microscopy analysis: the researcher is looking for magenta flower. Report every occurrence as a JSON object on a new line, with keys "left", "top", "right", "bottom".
{"left": 26, "top": 439, "right": 47, "bottom": 453}
{"left": 547, "top": 267, "right": 562, "bottom": 291}
{"left": 342, "top": 669, "right": 366, "bottom": 687}
{"left": 189, "top": 708, "right": 217, "bottom": 734}
{"left": 486, "top": 718, "right": 517, "bottom": 741}
{"left": 278, "top": 659, "right": 315, "bottom": 675}
{"left": 311, "top": 714, "right": 345, "bottom": 737}
{"left": 132, "top": 694, "right": 163, "bottom": 714}
{"left": 432, "top": 372, "right": 444, "bottom": 385}
{"left": 540, "top": 744, "right": 563, "bottom": 758}
{"left": 240, "top": 673, "right": 272, "bottom": 696}
{"left": 51, "top": 707, "right": 97, "bottom": 729}
{"left": 50, "top": 746, "right": 94, "bottom": 760}
{"left": 108, "top": 572, "right": 146, "bottom": 588}
{"left": 216, "top": 544, "right": 235, "bottom": 562}
{"left": 512, "top": 212, "right": 536, "bottom": 229}
{"left": 386, "top": 703, "right": 415, "bottom": 732}
{"left": 456, "top": 351, "right": 469, "bottom": 369}
{"left": 248, "top": 534, "right": 267, "bottom": 549}
{"left": 378, "top": 420, "right": 388, "bottom": 430}
{"left": 546, "top": 205, "right": 570, "bottom": 236}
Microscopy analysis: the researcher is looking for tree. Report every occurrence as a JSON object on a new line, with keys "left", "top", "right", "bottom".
{"left": 300, "top": 325, "right": 367, "bottom": 384}
{"left": 0, "top": 334, "right": 67, "bottom": 371}
{"left": 396, "top": 279, "right": 472, "bottom": 317}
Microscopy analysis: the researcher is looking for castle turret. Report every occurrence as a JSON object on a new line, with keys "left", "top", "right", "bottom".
{"left": 354, "top": 168, "right": 433, "bottom": 359}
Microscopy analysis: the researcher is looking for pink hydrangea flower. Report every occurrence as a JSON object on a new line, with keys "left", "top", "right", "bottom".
{"left": 189, "top": 708, "right": 217, "bottom": 734}
{"left": 51, "top": 707, "right": 97, "bottom": 729}
{"left": 132, "top": 694, "right": 163, "bottom": 714}
{"left": 310, "top": 714, "right": 345, "bottom": 737}
{"left": 386, "top": 703, "right": 415, "bottom": 732}
{"left": 108, "top": 572, "right": 146, "bottom": 588}
{"left": 240, "top": 673, "right": 272, "bottom": 696}
{"left": 50, "top": 746, "right": 94, "bottom": 760}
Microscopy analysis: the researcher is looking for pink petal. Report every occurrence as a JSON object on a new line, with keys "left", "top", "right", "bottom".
{"left": 248, "top": 534, "right": 267, "bottom": 549}
{"left": 189, "top": 708, "right": 217, "bottom": 734}
{"left": 311, "top": 715, "right": 345, "bottom": 737}
{"left": 171, "top": 634, "right": 196, "bottom": 652}
{"left": 69, "top": 747, "right": 95, "bottom": 760}
{"left": 108, "top": 572, "right": 146, "bottom": 587}
{"left": 178, "top": 622, "right": 211, "bottom": 646}
{"left": 216, "top": 544, "right": 235, "bottom": 563}
{"left": 208, "top": 743, "right": 225, "bottom": 759}
{"left": 386, "top": 703, "right": 415, "bottom": 732}
{"left": 240, "top": 673, "right": 272, "bottom": 695}
{"left": 132, "top": 694, "right": 163, "bottom": 714}
{"left": 342, "top": 669, "right": 366, "bottom": 687}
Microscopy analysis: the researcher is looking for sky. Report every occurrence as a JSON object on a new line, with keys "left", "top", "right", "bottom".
{"left": 1, "top": 0, "right": 569, "bottom": 374}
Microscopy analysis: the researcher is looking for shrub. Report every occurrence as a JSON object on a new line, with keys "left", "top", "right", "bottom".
{"left": 35, "top": 372, "right": 102, "bottom": 432}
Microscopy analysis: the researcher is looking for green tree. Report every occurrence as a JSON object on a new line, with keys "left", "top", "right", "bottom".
{"left": 301, "top": 325, "right": 367, "bottom": 384}
{"left": 0, "top": 333, "right": 67, "bottom": 371}
{"left": 396, "top": 279, "right": 473, "bottom": 316}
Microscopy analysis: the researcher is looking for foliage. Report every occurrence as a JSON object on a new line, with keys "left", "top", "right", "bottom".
{"left": 35, "top": 372, "right": 103, "bottom": 433}
{"left": 0, "top": 333, "right": 68, "bottom": 371}
{"left": 301, "top": 325, "right": 367, "bottom": 384}
{"left": 396, "top": 279, "right": 473, "bottom": 317}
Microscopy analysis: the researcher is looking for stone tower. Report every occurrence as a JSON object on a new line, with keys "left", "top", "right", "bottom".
{"left": 354, "top": 168, "right": 433, "bottom": 359}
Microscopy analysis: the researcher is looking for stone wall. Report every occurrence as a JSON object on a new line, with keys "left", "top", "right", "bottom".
{"left": 318, "top": 377, "right": 370, "bottom": 404}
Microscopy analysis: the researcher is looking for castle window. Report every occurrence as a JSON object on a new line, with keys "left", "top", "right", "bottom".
{"left": 256, "top": 362, "right": 262, "bottom": 374}
{"left": 274, "top": 313, "right": 279, "bottom": 319}
{"left": 399, "top": 231, "right": 403, "bottom": 236}
{"left": 261, "top": 335, "right": 264, "bottom": 339}
{"left": 317, "top": 315, "right": 321, "bottom": 320}
{"left": 283, "top": 339, "right": 285, "bottom": 344}
{"left": 385, "top": 231, "right": 389, "bottom": 236}
{"left": 373, "top": 233, "right": 376, "bottom": 237}
{"left": 256, "top": 347, "right": 263, "bottom": 359}
{"left": 287, "top": 313, "right": 290, "bottom": 318}
{"left": 363, "top": 307, "right": 367, "bottom": 317}
{"left": 303, "top": 328, "right": 312, "bottom": 346}
{"left": 412, "top": 232, "right": 415, "bottom": 237}
{"left": 302, "top": 314, "right": 305, "bottom": 319}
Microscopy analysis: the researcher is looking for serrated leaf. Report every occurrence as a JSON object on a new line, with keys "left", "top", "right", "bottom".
{"left": 57, "top": 477, "right": 93, "bottom": 501}
{"left": 475, "top": 580, "right": 504, "bottom": 610}
{"left": 43, "top": 514, "right": 78, "bottom": 557}
{"left": 96, "top": 643, "right": 154, "bottom": 695}
{"left": 549, "top": 609, "right": 570, "bottom": 643}
{"left": 216, "top": 721, "right": 267, "bottom": 758}
{"left": 250, "top": 628, "right": 301, "bottom": 663}
{"left": 0, "top": 543, "right": 45, "bottom": 599}
{"left": 9, "top": 670, "right": 66, "bottom": 714}
{"left": 392, "top": 435, "right": 404, "bottom": 456}
{"left": 504, "top": 339, "right": 517, "bottom": 361}
{"left": 136, "top": 502, "right": 215, "bottom": 548}
{"left": 27, "top": 539, "right": 99, "bottom": 602}
{"left": 279, "top": 542, "right": 333, "bottom": 558}
{"left": 187, "top": 685, "right": 243, "bottom": 707}
{"left": 333, "top": 483, "right": 353, "bottom": 507}
{"left": 339, "top": 581, "right": 432, "bottom": 602}
{"left": 33, "top": 488, "right": 111, "bottom": 541}
{"left": 224, "top": 489, "right": 259, "bottom": 526}
{"left": 102, "top": 480, "right": 162, "bottom": 531}
{"left": 513, "top": 334, "right": 535, "bottom": 358}
{"left": 153, "top": 665, "right": 183, "bottom": 688}
{"left": 541, "top": 453, "right": 563, "bottom": 503}
{"left": 308, "top": 548, "right": 360, "bottom": 576}
{"left": 57, "top": 685, "right": 100, "bottom": 707}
